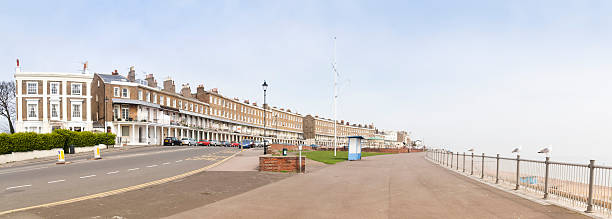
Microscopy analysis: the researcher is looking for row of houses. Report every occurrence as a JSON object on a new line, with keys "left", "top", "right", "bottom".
{"left": 13, "top": 62, "right": 410, "bottom": 148}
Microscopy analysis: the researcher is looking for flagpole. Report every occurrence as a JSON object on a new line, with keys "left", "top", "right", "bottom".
{"left": 333, "top": 36, "right": 338, "bottom": 157}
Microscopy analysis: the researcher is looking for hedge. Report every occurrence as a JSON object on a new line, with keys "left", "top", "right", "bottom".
{"left": 0, "top": 130, "right": 116, "bottom": 155}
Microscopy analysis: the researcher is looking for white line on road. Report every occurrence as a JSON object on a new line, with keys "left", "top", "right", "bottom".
{"left": 6, "top": 184, "right": 32, "bottom": 190}
{"left": 146, "top": 165, "right": 158, "bottom": 168}
{"left": 128, "top": 168, "right": 140, "bottom": 171}
{"left": 175, "top": 160, "right": 183, "bottom": 163}
{"left": 79, "top": 175, "right": 96, "bottom": 179}
{"left": 106, "top": 171, "right": 120, "bottom": 175}
{"left": 47, "top": 180, "right": 65, "bottom": 184}
{"left": 162, "top": 162, "right": 170, "bottom": 165}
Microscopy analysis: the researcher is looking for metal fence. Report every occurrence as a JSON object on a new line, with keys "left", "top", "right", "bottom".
{"left": 425, "top": 149, "right": 612, "bottom": 217}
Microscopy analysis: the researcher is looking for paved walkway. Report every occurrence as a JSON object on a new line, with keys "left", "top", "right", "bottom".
{"left": 166, "top": 152, "right": 589, "bottom": 219}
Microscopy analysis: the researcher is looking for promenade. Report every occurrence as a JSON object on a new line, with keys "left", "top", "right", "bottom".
{"left": 167, "top": 152, "right": 588, "bottom": 219}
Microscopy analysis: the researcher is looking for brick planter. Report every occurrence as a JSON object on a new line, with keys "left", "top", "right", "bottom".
{"left": 259, "top": 156, "right": 305, "bottom": 173}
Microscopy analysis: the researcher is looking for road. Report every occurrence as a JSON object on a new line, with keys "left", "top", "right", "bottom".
{"left": 0, "top": 146, "right": 239, "bottom": 212}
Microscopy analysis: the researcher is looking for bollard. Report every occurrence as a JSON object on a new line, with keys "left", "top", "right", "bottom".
{"left": 586, "top": 160, "right": 595, "bottom": 213}
{"left": 515, "top": 155, "right": 520, "bottom": 190}
{"left": 57, "top": 149, "right": 66, "bottom": 164}
{"left": 481, "top": 153, "right": 485, "bottom": 179}
{"left": 93, "top": 145, "right": 102, "bottom": 160}
{"left": 495, "top": 154, "right": 500, "bottom": 184}
{"left": 450, "top": 152, "right": 453, "bottom": 168}
{"left": 543, "top": 157, "right": 550, "bottom": 199}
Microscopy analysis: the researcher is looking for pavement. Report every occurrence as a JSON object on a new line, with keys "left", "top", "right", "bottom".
{"left": 0, "top": 146, "right": 239, "bottom": 213}
{"left": 166, "top": 152, "right": 590, "bottom": 219}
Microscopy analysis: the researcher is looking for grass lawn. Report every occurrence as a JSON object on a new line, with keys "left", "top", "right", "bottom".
{"left": 302, "top": 151, "right": 391, "bottom": 164}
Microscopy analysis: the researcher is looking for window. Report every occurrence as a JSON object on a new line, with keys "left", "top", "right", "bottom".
{"left": 50, "top": 82, "right": 59, "bottom": 95}
{"left": 153, "top": 94, "right": 157, "bottom": 103}
{"left": 50, "top": 103, "right": 59, "bottom": 119}
{"left": 121, "top": 106, "right": 129, "bottom": 120}
{"left": 114, "top": 87, "right": 120, "bottom": 97}
{"left": 179, "top": 100, "right": 182, "bottom": 108}
{"left": 122, "top": 88, "right": 129, "bottom": 98}
{"left": 173, "top": 100, "right": 176, "bottom": 107}
{"left": 114, "top": 106, "right": 120, "bottom": 120}
{"left": 72, "top": 103, "right": 81, "bottom": 119}
{"left": 138, "top": 90, "right": 143, "bottom": 100}
{"left": 27, "top": 103, "right": 38, "bottom": 119}
{"left": 160, "top": 96, "right": 164, "bottom": 106}
{"left": 27, "top": 82, "right": 37, "bottom": 94}
{"left": 166, "top": 97, "right": 170, "bottom": 106}
{"left": 146, "top": 92, "right": 151, "bottom": 102}
{"left": 71, "top": 83, "right": 82, "bottom": 96}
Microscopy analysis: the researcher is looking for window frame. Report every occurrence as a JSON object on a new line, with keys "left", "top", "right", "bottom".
{"left": 27, "top": 82, "right": 38, "bottom": 95}
{"left": 71, "top": 83, "right": 82, "bottom": 96}
{"left": 50, "top": 82, "right": 60, "bottom": 95}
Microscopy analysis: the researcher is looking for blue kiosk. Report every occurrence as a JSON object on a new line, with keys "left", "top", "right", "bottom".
{"left": 348, "top": 136, "right": 364, "bottom": 161}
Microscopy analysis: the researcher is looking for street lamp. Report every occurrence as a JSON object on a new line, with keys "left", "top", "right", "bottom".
{"left": 262, "top": 81, "right": 268, "bottom": 155}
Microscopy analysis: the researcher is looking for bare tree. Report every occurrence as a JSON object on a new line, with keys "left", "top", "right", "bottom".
{"left": 0, "top": 81, "right": 16, "bottom": 133}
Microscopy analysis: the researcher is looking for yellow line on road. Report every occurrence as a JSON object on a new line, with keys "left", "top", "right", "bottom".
{"left": 0, "top": 149, "right": 244, "bottom": 216}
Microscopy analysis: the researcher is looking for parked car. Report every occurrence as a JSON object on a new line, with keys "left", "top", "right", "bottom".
{"left": 181, "top": 138, "right": 197, "bottom": 146}
{"left": 221, "top": 141, "right": 231, "bottom": 147}
{"left": 208, "top": 140, "right": 219, "bottom": 146}
{"left": 163, "top": 137, "right": 181, "bottom": 146}
{"left": 197, "top": 139, "right": 211, "bottom": 146}
{"left": 241, "top": 140, "right": 254, "bottom": 148}
{"left": 253, "top": 141, "right": 262, "bottom": 147}
{"left": 231, "top": 142, "right": 240, "bottom": 147}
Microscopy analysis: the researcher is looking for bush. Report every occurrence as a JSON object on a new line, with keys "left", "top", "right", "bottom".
{"left": 0, "top": 133, "right": 10, "bottom": 155}
{"left": 1, "top": 130, "right": 116, "bottom": 154}
{"left": 94, "top": 132, "right": 116, "bottom": 146}
{"left": 38, "top": 133, "right": 65, "bottom": 150}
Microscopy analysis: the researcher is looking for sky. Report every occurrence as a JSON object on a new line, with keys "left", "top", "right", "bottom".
{"left": 2, "top": 0, "right": 612, "bottom": 163}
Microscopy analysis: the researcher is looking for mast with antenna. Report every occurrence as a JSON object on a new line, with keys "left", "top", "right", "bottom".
{"left": 333, "top": 36, "right": 338, "bottom": 157}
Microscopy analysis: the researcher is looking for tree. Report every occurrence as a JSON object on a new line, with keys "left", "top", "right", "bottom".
{"left": 0, "top": 81, "right": 16, "bottom": 133}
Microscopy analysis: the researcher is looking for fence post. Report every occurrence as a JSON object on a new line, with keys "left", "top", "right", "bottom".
{"left": 515, "top": 154, "right": 520, "bottom": 190}
{"left": 471, "top": 152, "right": 474, "bottom": 175}
{"left": 586, "top": 159, "right": 595, "bottom": 213}
{"left": 495, "top": 154, "right": 500, "bottom": 184}
{"left": 481, "top": 153, "right": 485, "bottom": 179}
{"left": 463, "top": 152, "right": 465, "bottom": 172}
{"left": 543, "top": 156, "right": 550, "bottom": 199}
{"left": 456, "top": 152, "right": 459, "bottom": 170}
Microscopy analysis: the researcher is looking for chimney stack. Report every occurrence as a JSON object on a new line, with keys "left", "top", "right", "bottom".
{"left": 180, "top": 83, "right": 192, "bottom": 97}
{"left": 211, "top": 88, "right": 219, "bottom": 94}
{"left": 163, "top": 77, "right": 176, "bottom": 93}
{"left": 195, "top": 84, "right": 206, "bottom": 102}
{"left": 15, "top": 58, "right": 20, "bottom": 73}
{"left": 244, "top": 100, "right": 250, "bottom": 104}
{"left": 145, "top": 74, "right": 158, "bottom": 88}
{"left": 112, "top": 70, "right": 119, "bottom": 76}
{"left": 127, "top": 66, "right": 136, "bottom": 82}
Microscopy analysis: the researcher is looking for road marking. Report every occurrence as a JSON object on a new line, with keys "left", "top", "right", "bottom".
{"left": 6, "top": 185, "right": 32, "bottom": 190}
{"left": 146, "top": 165, "right": 158, "bottom": 168}
{"left": 106, "top": 171, "right": 120, "bottom": 175}
{"left": 128, "top": 168, "right": 140, "bottom": 171}
{"left": 79, "top": 175, "right": 96, "bottom": 179}
{"left": 47, "top": 180, "right": 65, "bottom": 184}
{"left": 162, "top": 162, "right": 170, "bottom": 165}
{"left": 0, "top": 150, "right": 243, "bottom": 216}
{"left": 175, "top": 160, "right": 183, "bottom": 163}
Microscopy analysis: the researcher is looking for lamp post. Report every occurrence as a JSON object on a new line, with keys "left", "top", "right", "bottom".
{"left": 262, "top": 81, "right": 268, "bottom": 155}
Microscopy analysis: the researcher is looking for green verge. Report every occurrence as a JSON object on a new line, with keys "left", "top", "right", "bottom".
{"left": 302, "top": 151, "right": 391, "bottom": 164}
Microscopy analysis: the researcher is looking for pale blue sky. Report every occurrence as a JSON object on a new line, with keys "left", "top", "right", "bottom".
{"left": 2, "top": 0, "right": 612, "bottom": 162}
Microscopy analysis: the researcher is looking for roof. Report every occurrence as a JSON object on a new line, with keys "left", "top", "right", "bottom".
{"left": 98, "top": 74, "right": 129, "bottom": 83}
{"left": 348, "top": 136, "right": 365, "bottom": 139}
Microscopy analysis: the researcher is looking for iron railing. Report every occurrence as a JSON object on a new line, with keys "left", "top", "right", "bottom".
{"left": 426, "top": 149, "right": 612, "bottom": 217}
